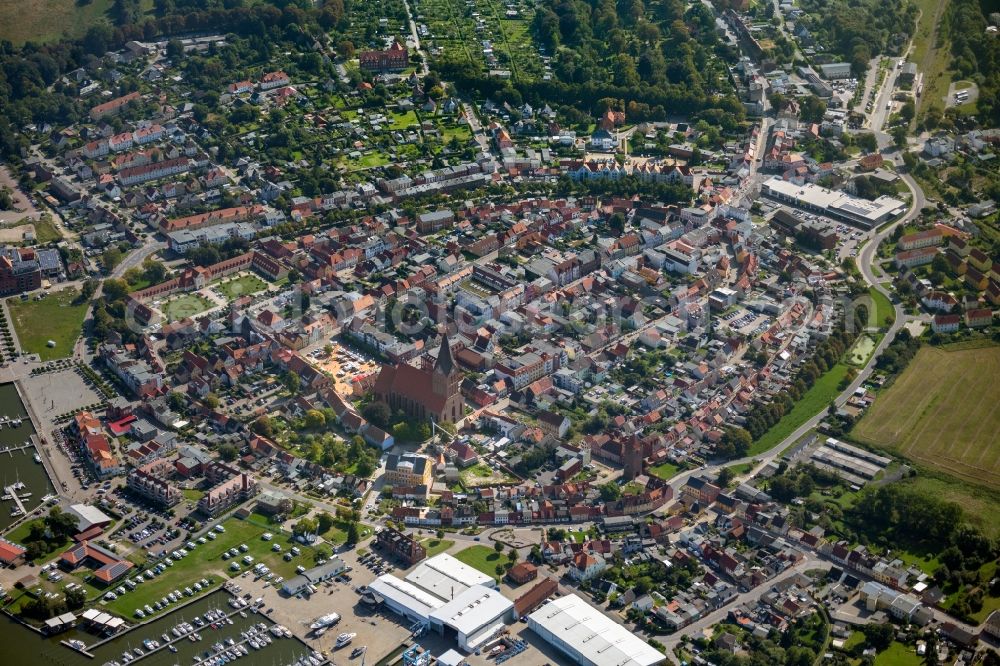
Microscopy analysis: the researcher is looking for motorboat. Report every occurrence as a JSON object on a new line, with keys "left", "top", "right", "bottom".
{"left": 335, "top": 632, "right": 356, "bottom": 648}
{"left": 309, "top": 613, "right": 340, "bottom": 630}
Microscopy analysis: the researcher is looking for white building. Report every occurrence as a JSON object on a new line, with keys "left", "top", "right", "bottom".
{"left": 405, "top": 553, "right": 498, "bottom": 599}
{"left": 528, "top": 594, "right": 666, "bottom": 666}
{"left": 367, "top": 574, "right": 444, "bottom": 624}
{"left": 427, "top": 585, "right": 514, "bottom": 652}
{"left": 761, "top": 177, "right": 905, "bottom": 228}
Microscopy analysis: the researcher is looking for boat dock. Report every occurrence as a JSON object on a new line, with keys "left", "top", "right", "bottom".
{"left": 99, "top": 601, "right": 267, "bottom": 665}
{"left": 3, "top": 482, "right": 28, "bottom": 516}
{"left": 2, "top": 442, "right": 34, "bottom": 456}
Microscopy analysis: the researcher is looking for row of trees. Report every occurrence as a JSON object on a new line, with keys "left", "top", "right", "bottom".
{"left": 741, "top": 326, "right": 859, "bottom": 444}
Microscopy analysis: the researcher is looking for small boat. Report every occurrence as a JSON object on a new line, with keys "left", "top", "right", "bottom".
{"left": 335, "top": 632, "right": 356, "bottom": 648}
{"left": 169, "top": 645, "right": 178, "bottom": 653}
{"left": 33, "top": 453, "right": 40, "bottom": 463}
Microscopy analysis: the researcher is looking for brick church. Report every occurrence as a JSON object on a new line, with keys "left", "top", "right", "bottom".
{"left": 373, "top": 333, "right": 464, "bottom": 424}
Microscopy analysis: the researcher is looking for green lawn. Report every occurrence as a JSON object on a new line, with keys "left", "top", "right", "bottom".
{"left": 867, "top": 287, "right": 895, "bottom": 328}
{"left": 161, "top": 293, "right": 214, "bottom": 321}
{"left": 421, "top": 538, "right": 454, "bottom": 557}
{"left": 0, "top": 0, "right": 113, "bottom": 44}
{"left": 453, "top": 545, "right": 503, "bottom": 580}
{"left": 389, "top": 110, "right": 419, "bottom": 130}
{"left": 748, "top": 363, "right": 851, "bottom": 457}
{"left": 648, "top": 462, "right": 681, "bottom": 480}
{"left": 216, "top": 274, "right": 268, "bottom": 301}
{"left": 7, "top": 288, "right": 87, "bottom": 360}
{"left": 102, "top": 517, "right": 316, "bottom": 619}
{"left": 725, "top": 462, "right": 753, "bottom": 476}
{"left": 182, "top": 489, "right": 205, "bottom": 502}
{"left": 32, "top": 216, "right": 62, "bottom": 243}
{"left": 6, "top": 518, "right": 71, "bottom": 563}
{"left": 874, "top": 642, "right": 921, "bottom": 666}
{"left": 842, "top": 631, "right": 866, "bottom": 651}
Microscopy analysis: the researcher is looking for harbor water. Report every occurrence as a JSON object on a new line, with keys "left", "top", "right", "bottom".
{"left": 0, "top": 382, "right": 51, "bottom": 532}
{"left": 0, "top": 590, "right": 319, "bottom": 666}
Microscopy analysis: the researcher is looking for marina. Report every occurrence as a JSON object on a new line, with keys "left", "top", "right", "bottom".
{"left": 0, "top": 590, "right": 325, "bottom": 666}
{"left": 0, "top": 383, "right": 50, "bottom": 531}
{"left": 84, "top": 591, "right": 326, "bottom": 666}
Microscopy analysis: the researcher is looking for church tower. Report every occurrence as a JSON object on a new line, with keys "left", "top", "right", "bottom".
{"left": 431, "top": 332, "right": 463, "bottom": 422}
{"left": 623, "top": 437, "right": 644, "bottom": 481}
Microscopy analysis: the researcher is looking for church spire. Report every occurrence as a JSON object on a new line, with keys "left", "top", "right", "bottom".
{"left": 434, "top": 330, "right": 455, "bottom": 376}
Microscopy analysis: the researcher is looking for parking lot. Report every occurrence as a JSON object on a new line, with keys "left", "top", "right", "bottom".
{"left": 306, "top": 341, "right": 380, "bottom": 396}
{"left": 719, "top": 308, "right": 771, "bottom": 337}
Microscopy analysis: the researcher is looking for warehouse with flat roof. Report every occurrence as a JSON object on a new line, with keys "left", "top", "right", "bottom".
{"left": 366, "top": 574, "right": 444, "bottom": 624}
{"left": 528, "top": 594, "right": 666, "bottom": 666}
{"left": 428, "top": 585, "right": 514, "bottom": 651}
{"left": 762, "top": 177, "right": 905, "bottom": 228}
{"left": 405, "top": 553, "right": 497, "bottom": 600}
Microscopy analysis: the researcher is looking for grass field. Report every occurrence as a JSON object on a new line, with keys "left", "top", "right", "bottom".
{"left": 853, "top": 345, "right": 1000, "bottom": 488}
{"left": 161, "top": 293, "right": 214, "bottom": 321}
{"left": 453, "top": 545, "right": 502, "bottom": 580}
{"left": 648, "top": 461, "right": 682, "bottom": 480}
{"left": 7, "top": 288, "right": 87, "bottom": 360}
{"left": 0, "top": 0, "right": 112, "bottom": 44}
{"left": 103, "top": 517, "right": 317, "bottom": 619}
{"left": 216, "top": 274, "right": 268, "bottom": 301}
{"left": 747, "top": 363, "right": 851, "bottom": 457}
{"left": 420, "top": 538, "right": 454, "bottom": 557}
{"left": 867, "top": 287, "right": 895, "bottom": 328}
{"left": 874, "top": 642, "right": 922, "bottom": 666}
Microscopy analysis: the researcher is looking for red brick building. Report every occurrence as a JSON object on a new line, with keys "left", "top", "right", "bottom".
{"left": 359, "top": 40, "right": 409, "bottom": 72}
{"left": 373, "top": 334, "right": 464, "bottom": 424}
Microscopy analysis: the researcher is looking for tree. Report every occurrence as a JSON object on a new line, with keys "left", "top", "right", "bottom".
{"left": 346, "top": 521, "right": 360, "bottom": 545}
{"left": 891, "top": 125, "right": 908, "bottom": 149}
{"left": 65, "top": 586, "right": 87, "bottom": 609}
{"left": 361, "top": 402, "right": 390, "bottom": 427}
{"left": 599, "top": 482, "right": 622, "bottom": 502}
{"left": 718, "top": 427, "right": 752, "bottom": 458}
{"left": 218, "top": 443, "right": 238, "bottom": 461}
{"left": 204, "top": 393, "right": 220, "bottom": 409}
{"left": 317, "top": 512, "right": 335, "bottom": 535}
{"left": 102, "top": 278, "right": 129, "bottom": 302}
{"left": 252, "top": 416, "right": 274, "bottom": 437}
{"left": 494, "top": 540, "right": 504, "bottom": 553}
{"left": 45, "top": 506, "right": 79, "bottom": 540}
{"left": 304, "top": 409, "right": 326, "bottom": 429}
{"left": 293, "top": 517, "right": 317, "bottom": 536}
{"left": 167, "top": 391, "right": 186, "bottom": 411}
{"left": 717, "top": 467, "right": 734, "bottom": 487}
{"left": 283, "top": 371, "right": 300, "bottom": 394}
{"left": 101, "top": 246, "right": 124, "bottom": 271}
{"left": 436, "top": 530, "right": 445, "bottom": 539}
{"left": 508, "top": 548, "right": 518, "bottom": 562}
{"left": 142, "top": 259, "right": 167, "bottom": 284}
{"left": 354, "top": 448, "right": 376, "bottom": 478}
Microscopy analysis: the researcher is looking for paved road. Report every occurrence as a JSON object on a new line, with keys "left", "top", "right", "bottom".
{"left": 112, "top": 239, "right": 167, "bottom": 279}
{"left": 401, "top": 0, "right": 430, "bottom": 77}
